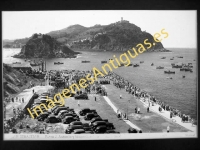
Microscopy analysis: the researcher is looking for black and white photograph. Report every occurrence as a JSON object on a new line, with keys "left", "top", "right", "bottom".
{"left": 2, "top": 10, "right": 197, "bottom": 140}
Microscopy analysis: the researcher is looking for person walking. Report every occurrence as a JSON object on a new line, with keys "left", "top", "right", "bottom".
{"left": 22, "top": 98, "right": 24, "bottom": 103}
{"left": 167, "top": 125, "right": 170, "bottom": 133}
{"left": 95, "top": 96, "right": 96, "bottom": 101}
{"left": 120, "top": 94, "right": 122, "bottom": 99}
{"left": 78, "top": 100, "right": 80, "bottom": 107}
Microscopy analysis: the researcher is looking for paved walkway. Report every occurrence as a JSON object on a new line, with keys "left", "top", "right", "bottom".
{"left": 138, "top": 97, "right": 197, "bottom": 132}
{"left": 103, "top": 96, "right": 142, "bottom": 131}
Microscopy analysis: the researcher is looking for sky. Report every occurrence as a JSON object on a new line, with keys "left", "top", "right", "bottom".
{"left": 2, "top": 10, "right": 197, "bottom": 48}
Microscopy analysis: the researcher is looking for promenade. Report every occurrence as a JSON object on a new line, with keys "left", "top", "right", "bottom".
{"left": 101, "top": 79, "right": 192, "bottom": 133}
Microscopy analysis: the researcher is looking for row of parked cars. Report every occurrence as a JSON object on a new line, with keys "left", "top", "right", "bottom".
{"left": 64, "top": 108, "right": 119, "bottom": 134}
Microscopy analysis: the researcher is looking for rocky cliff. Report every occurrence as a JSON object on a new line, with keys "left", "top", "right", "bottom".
{"left": 13, "top": 33, "right": 80, "bottom": 58}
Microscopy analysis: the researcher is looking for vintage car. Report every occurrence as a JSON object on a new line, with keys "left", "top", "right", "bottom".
{"left": 84, "top": 113, "right": 99, "bottom": 120}
{"left": 79, "top": 108, "right": 97, "bottom": 116}
{"left": 74, "top": 94, "right": 88, "bottom": 99}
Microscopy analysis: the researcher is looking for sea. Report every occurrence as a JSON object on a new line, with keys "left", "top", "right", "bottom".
{"left": 3, "top": 48, "right": 197, "bottom": 120}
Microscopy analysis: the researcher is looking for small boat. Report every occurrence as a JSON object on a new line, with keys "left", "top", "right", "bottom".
{"left": 164, "top": 70, "right": 175, "bottom": 74}
{"left": 151, "top": 63, "right": 154, "bottom": 66}
{"left": 177, "top": 56, "right": 183, "bottom": 58}
{"left": 30, "top": 60, "right": 40, "bottom": 66}
{"left": 133, "top": 64, "right": 139, "bottom": 67}
{"left": 118, "top": 64, "right": 125, "bottom": 67}
{"left": 101, "top": 61, "right": 107, "bottom": 64}
{"left": 170, "top": 58, "right": 174, "bottom": 60}
{"left": 82, "top": 60, "right": 90, "bottom": 63}
{"left": 166, "top": 77, "right": 173, "bottom": 79}
{"left": 161, "top": 57, "right": 166, "bottom": 59}
{"left": 172, "top": 65, "right": 182, "bottom": 68}
{"left": 156, "top": 66, "right": 164, "bottom": 69}
{"left": 12, "top": 62, "right": 21, "bottom": 64}
{"left": 54, "top": 62, "right": 64, "bottom": 65}
{"left": 140, "top": 61, "right": 144, "bottom": 63}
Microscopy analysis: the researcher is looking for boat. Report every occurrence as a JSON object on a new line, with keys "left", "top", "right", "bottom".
{"left": 172, "top": 65, "right": 182, "bottom": 68}
{"left": 101, "top": 61, "right": 107, "bottom": 64}
{"left": 118, "top": 64, "right": 125, "bottom": 67}
{"left": 82, "top": 60, "right": 90, "bottom": 63}
{"left": 164, "top": 70, "right": 175, "bottom": 74}
{"left": 161, "top": 57, "right": 166, "bottom": 59}
{"left": 133, "top": 64, "right": 139, "bottom": 67}
{"left": 170, "top": 58, "right": 174, "bottom": 60}
{"left": 12, "top": 62, "right": 21, "bottom": 64}
{"left": 177, "top": 56, "right": 183, "bottom": 58}
{"left": 151, "top": 63, "right": 154, "bottom": 66}
{"left": 140, "top": 61, "right": 144, "bottom": 63}
{"left": 54, "top": 62, "right": 64, "bottom": 65}
{"left": 156, "top": 66, "right": 164, "bottom": 69}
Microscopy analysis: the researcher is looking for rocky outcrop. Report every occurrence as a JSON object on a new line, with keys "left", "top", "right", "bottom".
{"left": 13, "top": 33, "right": 80, "bottom": 58}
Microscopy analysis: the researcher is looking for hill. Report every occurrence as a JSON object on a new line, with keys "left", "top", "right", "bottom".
{"left": 13, "top": 33, "right": 80, "bottom": 58}
{"left": 47, "top": 21, "right": 169, "bottom": 52}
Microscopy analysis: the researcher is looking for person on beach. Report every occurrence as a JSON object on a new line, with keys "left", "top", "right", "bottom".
{"left": 147, "top": 107, "right": 150, "bottom": 113}
{"left": 135, "top": 107, "right": 137, "bottom": 113}
{"left": 33, "top": 89, "right": 34, "bottom": 94}
{"left": 120, "top": 94, "right": 122, "bottom": 99}
{"left": 137, "top": 107, "right": 140, "bottom": 114}
{"left": 167, "top": 125, "right": 170, "bottom": 133}
{"left": 78, "top": 100, "right": 80, "bottom": 107}
{"left": 95, "top": 96, "right": 96, "bottom": 101}
{"left": 22, "top": 98, "right": 24, "bottom": 103}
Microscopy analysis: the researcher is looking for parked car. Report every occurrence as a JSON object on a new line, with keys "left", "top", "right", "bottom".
{"left": 106, "top": 130, "right": 120, "bottom": 134}
{"left": 84, "top": 113, "right": 99, "bottom": 120}
{"left": 71, "top": 129, "right": 85, "bottom": 134}
{"left": 60, "top": 113, "right": 79, "bottom": 120}
{"left": 94, "top": 125, "right": 107, "bottom": 133}
{"left": 89, "top": 117, "right": 103, "bottom": 125}
{"left": 54, "top": 107, "right": 69, "bottom": 115}
{"left": 74, "top": 94, "right": 88, "bottom": 99}
{"left": 69, "top": 121, "right": 83, "bottom": 126}
{"left": 62, "top": 116, "right": 79, "bottom": 124}
{"left": 79, "top": 108, "right": 97, "bottom": 116}
{"left": 36, "top": 112, "right": 49, "bottom": 121}
{"left": 46, "top": 115, "right": 61, "bottom": 123}
{"left": 91, "top": 121, "right": 107, "bottom": 130}
{"left": 65, "top": 125, "right": 84, "bottom": 134}
{"left": 82, "top": 123, "right": 92, "bottom": 131}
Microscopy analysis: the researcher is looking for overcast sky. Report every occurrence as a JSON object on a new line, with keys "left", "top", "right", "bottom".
{"left": 2, "top": 10, "right": 197, "bottom": 48}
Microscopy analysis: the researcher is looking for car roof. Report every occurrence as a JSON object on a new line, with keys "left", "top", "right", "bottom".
{"left": 73, "top": 129, "right": 85, "bottom": 133}
{"left": 96, "top": 125, "right": 107, "bottom": 129}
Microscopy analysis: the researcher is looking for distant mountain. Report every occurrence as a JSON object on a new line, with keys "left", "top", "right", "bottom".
{"left": 47, "top": 21, "right": 168, "bottom": 52}
{"left": 5, "top": 20, "right": 170, "bottom": 52}
{"left": 13, "top": 33, "right": 80, "bottom": 58}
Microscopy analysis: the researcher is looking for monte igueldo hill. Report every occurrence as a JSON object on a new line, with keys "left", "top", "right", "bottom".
{"left": 10, "top": 18, "right": 170, "bottom": 58}
{"left": 13, "top": 34, "right": 80, "bottom": 58}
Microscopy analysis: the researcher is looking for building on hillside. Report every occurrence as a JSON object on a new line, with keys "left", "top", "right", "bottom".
{"left": 9, "top": 63, "right": 32, "bottom": 72}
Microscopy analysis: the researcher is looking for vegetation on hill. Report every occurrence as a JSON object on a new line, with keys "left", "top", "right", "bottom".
{"left": 13, "top": 33, "right": 80, "bottom": 58}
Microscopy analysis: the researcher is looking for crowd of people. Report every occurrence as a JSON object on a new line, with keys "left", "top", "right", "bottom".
{"left": 4, "top": 107, "right": 26, "bottom": 133}
{"left": 106, "top": 71, "right": 196, "bottom": 125}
